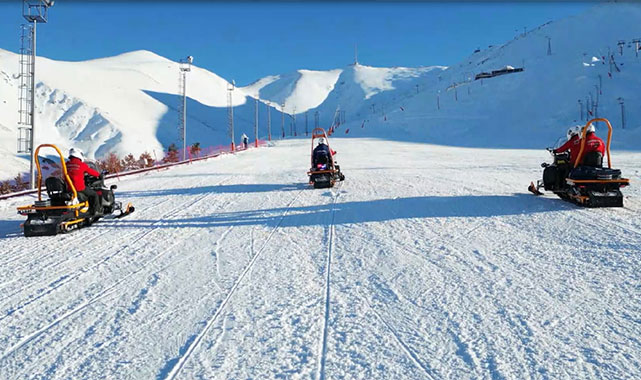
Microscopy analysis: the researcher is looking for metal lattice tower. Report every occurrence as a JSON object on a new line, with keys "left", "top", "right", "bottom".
{"left": 19, "top": 0, "right": 53, "bottom": 189}
{"left": 17, "top": 24, "right": 34, "bottom": 154}
{"left": 178, "top": 56, "right": 192, "bottom": 160}
{"left": 227, "top": 81, "right": 235, "bottom": 151}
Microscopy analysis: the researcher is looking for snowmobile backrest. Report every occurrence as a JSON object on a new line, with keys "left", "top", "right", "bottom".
{"left": 582, "top": 151, "right": 603, "bottom": 168}
{"left": 45, "top": 177, "right": 73, "bottom": 204}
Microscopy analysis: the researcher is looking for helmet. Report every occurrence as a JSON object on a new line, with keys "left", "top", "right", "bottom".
{"left": 69, "top": 148, "right": 84, "bottom": 161}
{"left": 567, "top": 125, "right": 581, "bottom": 140}
{"left": 318, "top": 138, "right": 325, "bottom": 145}
{"left": 586, "top": 123, "right": 596, "bottom": 134}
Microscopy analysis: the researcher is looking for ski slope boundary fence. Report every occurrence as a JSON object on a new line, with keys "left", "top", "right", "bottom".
{"left": 0, "top": 140, "right": 269, "bottom": 201}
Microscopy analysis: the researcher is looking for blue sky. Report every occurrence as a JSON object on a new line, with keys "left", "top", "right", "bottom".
{"left": 0, "top": 1, "right": 594, "bottom": 85}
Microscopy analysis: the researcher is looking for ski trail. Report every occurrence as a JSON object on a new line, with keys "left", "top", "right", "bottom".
{"left": 358, "top": 289, "right": 437, "bottom": 380}
{"left": 0, "top": 186, "right": 222, "bottom": 311}
{"left": 0, "top": 183, "right": 243, "bottom": 358}
{"left": 163, "top": 189, "right": 306, "bottom": 380}
{"left": 316, "top": 187, "right": 341, "bottom": 380}
{"left": 0, "top": 227, "right": 198, "bottom": 362}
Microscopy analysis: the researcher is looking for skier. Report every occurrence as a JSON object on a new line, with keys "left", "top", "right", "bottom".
{"left": 241, "top": 133, "right": 249, "bottom": 150}
{"left": 66, "top": 148, "right": 101, "bottom": 216}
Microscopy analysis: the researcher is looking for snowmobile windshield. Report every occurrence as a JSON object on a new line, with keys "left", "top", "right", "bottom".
{"left": 552, "top": 136, "right": 568, "bottom": 150}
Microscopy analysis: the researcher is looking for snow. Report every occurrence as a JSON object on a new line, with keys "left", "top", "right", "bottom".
{"left": 0, "top": 138, "right": 640, "bottom": 379}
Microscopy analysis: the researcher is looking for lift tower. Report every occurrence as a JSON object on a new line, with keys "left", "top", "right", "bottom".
{"left": 178, "top": 56, "right": 192, "bottom": 161}
{"left": 18, "top": 0, "right": 54, "bottom": 189}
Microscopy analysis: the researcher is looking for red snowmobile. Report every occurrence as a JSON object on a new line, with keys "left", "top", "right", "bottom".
{"left": 528, "top": 118, "right": 630, "bottom": 207}
{"left": 307, "top": 128, "right": 345, "bottom": 189}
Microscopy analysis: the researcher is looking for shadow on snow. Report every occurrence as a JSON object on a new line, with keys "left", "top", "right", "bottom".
{"left": 99, "top": 193, "right": 573, "bottom": 230}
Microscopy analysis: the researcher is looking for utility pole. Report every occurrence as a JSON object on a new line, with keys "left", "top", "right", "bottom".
{"left": 594, "top": 85, "right": 600, "bottom": 118}
{"left": 227, "top": 80, "right": 235, "bottom": 151}
{"left": 354, "top": 43, "right": 358, "bottom": 65}
{"left": 281, "top": 103, "right": 285, "bottom": 138}
{"left": 633, "top": 38, "right": 640, "bottom": 58}
{"left": 305, "top": 111, "right": 309, "bottom": 136}
{"left": 266, "top": 103, "right": 271, "bottom": 141}
{"left": 314, "top": 110, "right": 319, "bottom": 128}
{"left": 598, "top": 74, "right": 602, "bottom": 94}
{"left": 437, "top": 91, "right": 440, "bottom": 110}
{"left": 178, "top": 56, "right": 192, "bottom": 161}
{"left": 617, "top": 97, "right": 625, "bottom": 129}
{"left": 546, "top": 36, "right": 552, "bottom": 56}
{"left": 293, "top": 107, "right": 297, "bottom": 136}
{"left": 578, "top": 99, "right": 583, "bottom": 121}
{"left": 254, "top": 98, "right": 259, "bottom": 147}
{"left": 618, "top": 40, "right": 625, "bottom": 56}
{"left": 415, "top": 84, "right": 419, "bottom": 94}
{"left": 19, "top": 0, "right": 54, "bottom": 189}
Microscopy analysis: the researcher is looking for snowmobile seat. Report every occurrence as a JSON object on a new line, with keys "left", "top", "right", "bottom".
{"left": 582, "top": 151, "right": 603, "bottom": 168}
{"left": 569, "top": 166, "right": 621, "bottom": 181}
{"left": 44, "top": 176, "right": 84, "bottom": 206}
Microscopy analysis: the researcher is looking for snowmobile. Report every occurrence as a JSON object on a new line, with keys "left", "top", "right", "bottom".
{"left": 528, "top": 118, "right": 630, "bottom": 207}
{"left": 307, "top": 128, "right": 345, "bottom": 189}
{"left": 17, "top": 144, "right": 135, "bottom": 237}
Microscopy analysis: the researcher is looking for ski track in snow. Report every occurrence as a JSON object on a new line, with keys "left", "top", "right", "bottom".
{"left": 164, "top": 188, "right": 305, "bottom": 380}
{"left": 0, "top": 139, "right": 640, "bottom": 379}
{"left": 0, "top": 176, "right": 241, "bottom": 362}
{"left": 316, "top": 183, "right": 341, "bottom": 380}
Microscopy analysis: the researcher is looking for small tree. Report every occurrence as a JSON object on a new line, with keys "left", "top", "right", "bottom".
{"left": 121, "top": 153, "right": 139, "bottom": 171}
{"left": 0, "top": 180, "right": 12, "bottom": 195}
{"left": 99, "top": 152, "right": 123, "bottom": 173}
{"left": 139, "top": 151, "right": 155, "bottom": 168}
{"left": 163, "top": 143, "right": 180, "bottom": 163}
{"left": 190, "top": 142, "right": 201, "bottom": 158}
{"left": 13, "top": 173, "right": 28, "bottom": 191}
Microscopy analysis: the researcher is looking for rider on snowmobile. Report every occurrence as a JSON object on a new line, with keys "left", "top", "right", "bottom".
{"left": 66, "top": 148, "right": 101, "bottom": 216}
{"left": 313, "top": 138, "right": 335, "bottom": 169}
{"left": 553, "top": 125, "right": 582, "bottom": 166}
{"left": 581, "top": 123, "right": 605, "bottom": 166}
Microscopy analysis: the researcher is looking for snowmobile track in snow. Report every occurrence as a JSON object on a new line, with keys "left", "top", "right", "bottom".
{"left": 316, "top": 185, "right": 341, "bottom": 380}
{"left": 0, "top": 180, "right": 242, "bottom": 361}
{"left": 0, "top": 178, "right": 233, "bottom": 314}
{"left": 164, "top": 188, "right": 306, "bottom": 380}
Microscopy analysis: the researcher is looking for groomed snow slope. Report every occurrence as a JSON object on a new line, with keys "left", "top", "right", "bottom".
{"left": 1, "top": 138, "right": 640, "bottom": 379}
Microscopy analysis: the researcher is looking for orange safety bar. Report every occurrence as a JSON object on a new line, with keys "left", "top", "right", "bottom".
{"left": 30, "top": 144, "right": 86, "bottom": 217}
{"left": 574, "top": 118, "right": 613, "bottom": 169}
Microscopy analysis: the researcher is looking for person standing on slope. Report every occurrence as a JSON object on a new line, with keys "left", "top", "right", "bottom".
{"left": 241, "top": 133, "right": 249, "bottom": 150}
{"left": 66, "top": 148, "right": 101, "bottom": 216}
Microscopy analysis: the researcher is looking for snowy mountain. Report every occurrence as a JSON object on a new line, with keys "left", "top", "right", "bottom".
{"left": 1, "top": 1, "right": 641, "bottom": 181}
{"left": 0, "top": 49, "right": 275, "bottom": 179}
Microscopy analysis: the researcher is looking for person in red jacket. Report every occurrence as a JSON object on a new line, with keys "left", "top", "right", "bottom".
{"left": 581, "top": 123, "right": 606, "bottom": 163}
{"left": 554, "top": 125, "right": 581, "bottom": 166}
{"left": 66, "top": 148, "right": 101, "bottom": 215}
